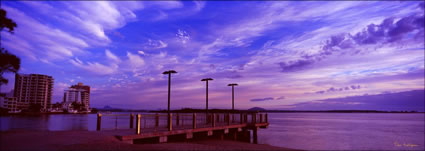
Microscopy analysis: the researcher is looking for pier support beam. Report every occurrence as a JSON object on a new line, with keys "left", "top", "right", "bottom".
{"left": 159, "top": 136, "right": 168, "bottom": 143}
{"left": 192, "top": 113, "right": 197, "bottom": 129}
{"left": 136, "top": 114, "right": 141, "bottom": 134}
{"left": 176, "top": 113, "right": 180, "bottom": 126}
{"left": 155, "top": 113, "right": 159, "bottom": 127}
{"left": 96, "top": 113, "right": 102, "bottom": 131}
{"left": 216, "top": 114, "right": 220, "bottom": 123}
{"left": 244, "top": 114, "right": 248, "bottom": 123}
{"left": 212, "top": 113, "right": 216, "bottom": 127}
{"left": 240, "top": 113, "right": 243, "bottom": 124}
{"left": 213, "top": 130, "right": 225, "bottom": 140}
{"left": 186, "top": 133, "right": 193, "bottom": 139}
{"left": 252, "top": 127, "right": 258, "bottom": 144}
{"left": 252, "top": 113, "right": 257, "bottom": 124}
{"left": 130, "top": 114, "right": 134, "bottom": 129}
{"left": 168, "top": 113, "right": 173, "bottom": 131}
{"left": 237, "top": 129, "right": 250, "bottom": 143}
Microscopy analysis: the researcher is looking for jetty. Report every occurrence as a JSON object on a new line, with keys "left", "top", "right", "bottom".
{"left": 96, "top": 112, "right": 269, "bottom": 144}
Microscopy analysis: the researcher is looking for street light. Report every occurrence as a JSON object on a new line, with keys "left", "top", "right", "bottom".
{"left": 227, "top": 83, "right": 238, "bottom": 110}
{"left": 201, "top": 78, "right": 213, "bottom": 121}
{"left": 163, "top": 70, "right": 177, "bottom": 113}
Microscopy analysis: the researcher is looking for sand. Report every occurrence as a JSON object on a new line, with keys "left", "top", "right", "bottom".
{"left": 0, "top": 130, "right": 298, "bottom": 151}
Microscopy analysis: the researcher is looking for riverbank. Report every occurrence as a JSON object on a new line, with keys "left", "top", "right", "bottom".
{"left": 0, "top": 130, "right": 299, "bottom": 151}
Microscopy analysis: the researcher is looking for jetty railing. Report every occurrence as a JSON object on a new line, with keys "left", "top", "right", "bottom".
{"left": 96, "top": 112, "right": 268, "bottom": 134}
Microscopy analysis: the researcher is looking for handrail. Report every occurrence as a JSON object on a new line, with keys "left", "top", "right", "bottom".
{"left": 96, "top": 112, "right": 269, "bottom": 133}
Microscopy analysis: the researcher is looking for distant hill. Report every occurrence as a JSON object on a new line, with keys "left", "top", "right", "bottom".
{"left": 248, "top": 107, "right": 266, "bottom": 111}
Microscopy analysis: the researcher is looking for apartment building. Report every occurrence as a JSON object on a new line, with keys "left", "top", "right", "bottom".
{"left": 14, "top": 74, "right": 54, "bottom": 112}
{"left": 63, "top": 82, "right": 90, "bottom": 111}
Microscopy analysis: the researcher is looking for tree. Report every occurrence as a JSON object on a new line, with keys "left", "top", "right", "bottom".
{"left": 0, "top": 8, "right": 20, "bottom": 86}
{"left": 1, "top": 9, "right": 17, "bottom": 33}
{"left": 71, "top": 102, "right": 83, "bottom": 111}
{"left": 28, "top": 103, "right": 42, "bottom": 112}
{"left": 0, "top": 48, "right": 20, "bottom": 85}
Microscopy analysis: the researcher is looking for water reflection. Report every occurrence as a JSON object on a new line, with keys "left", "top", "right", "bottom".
{"left": 1, "top": 114, "right": 97, "bottom": 131}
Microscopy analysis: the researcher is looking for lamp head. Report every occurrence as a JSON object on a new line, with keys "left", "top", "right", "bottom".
{"left": 201, "top": 78, "right": 213, "bottom": 81}
{"left": 163, "top": 70, "right": 177, "bottom": 74}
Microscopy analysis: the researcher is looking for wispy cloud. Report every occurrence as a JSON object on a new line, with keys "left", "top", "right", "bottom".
{"left": 105, "top": 49, "right": 121, "bottom": 63}
{"left": 2, "top": 1, "right": 423, "bottom": 110}
{"left": 250, "top": 96, "right": 285, "bottom": 102}
{"left": 70, "top": 58, "right": 118, "bottom": 75}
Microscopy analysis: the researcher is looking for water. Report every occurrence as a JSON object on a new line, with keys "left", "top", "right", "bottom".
{"left": 258, "top": 113, "right": 424, "bottom": 150}
{"left": 1, "top": 113, "right": 423, "bottom": 150}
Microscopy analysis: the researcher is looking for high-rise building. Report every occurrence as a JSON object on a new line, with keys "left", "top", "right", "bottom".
{"left": 14, "top": 74, "right": 54, "bottom": 112}
{"left": 63, "top": 82, "right": 90, "bottom": 111}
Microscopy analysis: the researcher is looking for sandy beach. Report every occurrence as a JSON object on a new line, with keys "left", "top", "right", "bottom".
{"left": 0, "top": 130, "right": 298, "bottom": 151}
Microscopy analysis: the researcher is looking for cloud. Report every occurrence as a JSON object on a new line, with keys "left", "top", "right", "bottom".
{"left": 144, "top": 39, "right": 168, "bottom": 49}
{"left": 251, "top": 97, "right": 274, "bottom": 102}
{"left": 322, "top": 6, "right": 424, "bottom": 53}
{"left": 350, "top": 69, "right": 425, "bottom": 84}
{"left": 315, "top": 85, "right": 361, "bottom": 94}
{"left": 60, "top": 1, "right": 143, "bottom": 42}
{"left": 70, "top": 58, "right": 118, "bottom": 75}
{"left": 126, "top": 52, "right": 145, "bottom": 68}
{"left": 279, "top": 59, "right": 315, "bottom": 72}
{"left": 176, "top": 29, "right": 190, "bottom": 44}
{"left": 1, "top": 6, "right": 89, "bottom": 61}
{"left": 276, "top": 5, "right": 424, "bottom": 73}
{"left": 250, "top": 96, "right": 285, "bottom": 102}
{"left": 138, "top": 50, "right": 146, "bottom": 55}
{"left": 144, "top": 1, "right": 183, "bottom": 10}
{"left": 105, "top": 49, "right": 121, "bottom": 63}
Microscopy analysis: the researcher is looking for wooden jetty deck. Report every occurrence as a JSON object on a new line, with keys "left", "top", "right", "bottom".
{"left": 96, "top": 112, "right": 269, "bottom": 144}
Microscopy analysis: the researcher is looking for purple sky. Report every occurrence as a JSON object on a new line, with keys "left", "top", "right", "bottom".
{"left": 1, "top": 1, "right": 424, "bottom": 110}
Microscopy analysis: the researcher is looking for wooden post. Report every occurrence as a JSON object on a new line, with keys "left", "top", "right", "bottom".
{"left": 240, "top": 113, "right": 243, "bottom": 124}
{"left": 176, "top": 113, "right": 180, "bottom": 126}
{"left": 216, "top": 114, "right": 219, "bottom": 123}
{"left": 253, "top": 127, "right": 258, "bottom": 144}
{"left": 226, "top": 113, "right": 230, "bottom": 125}
{"left": 192, "top": 113, "right": 197, "bottom": 129}
{"left": 265, "top": 113, "right": 268, "bottom": 123}
{"left": 130, "top": 114, "right": 134, "bottom": 128}
{"left": 252, "top": 113, "right": 257, "bottom": 124}
{"left": 155, "top": 113, "right": 159, "bottom": 127}
{"left": 96, "top": 113, "right": 102, "bottom": 131}
{"left": 136, "top": 114, "right": 141, "bottom": 134}
{"left": 260, "top": 114, "right": 263, "bottom": 123}
{"left": 168, "top": 113, "right": 173, "bottom": 131}
{"left": 212, "top": 113, "right": 216, "bottom": 127}
{"left": 244, "top": 113, "right": 248, "bottom": 123}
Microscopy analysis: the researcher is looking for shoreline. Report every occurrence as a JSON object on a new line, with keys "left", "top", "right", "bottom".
{"left": 0, "top": 130, "right": 299, "bottom": 151}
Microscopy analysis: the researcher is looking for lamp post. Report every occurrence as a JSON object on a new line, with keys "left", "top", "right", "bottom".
{"left": 227, "top": 83, "right": 238, "bottom": 110}
{"left": 201, "top": 78, "right": 213, "bottom": 122}
{"left": 163, "top": 70, "right": 177, "bottom": 113}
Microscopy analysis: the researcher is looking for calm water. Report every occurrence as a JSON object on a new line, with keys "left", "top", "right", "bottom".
{"left": 1, "top": 113, "right": 424, "bottom": 150}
